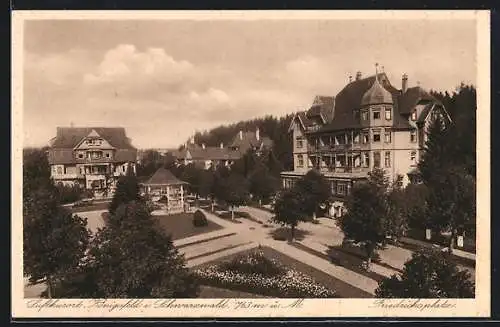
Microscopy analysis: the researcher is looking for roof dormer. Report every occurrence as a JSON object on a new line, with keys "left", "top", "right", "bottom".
{"left": 74, "top": 129, "right": 115, "bottom": 150}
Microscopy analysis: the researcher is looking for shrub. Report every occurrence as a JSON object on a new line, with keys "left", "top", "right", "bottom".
{"left": 56, "top": 184, "right": 84, "bottom": 204}
{"left": 220, "top": 249, "right": 285, "bottom": 277}
{"left": 193, "top": 210, "right": 208, "bottom": 227}
{"left": 101, "top": 212, "right": 110, "bottom": 223}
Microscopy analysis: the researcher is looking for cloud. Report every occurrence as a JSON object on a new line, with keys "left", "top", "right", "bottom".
{"left": 25, "top": 49, "right": 93, "bottom": 86}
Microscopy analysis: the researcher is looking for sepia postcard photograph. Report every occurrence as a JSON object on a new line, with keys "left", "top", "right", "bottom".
{"left": 11, "top": 10, "right": 490, "bottom": 319}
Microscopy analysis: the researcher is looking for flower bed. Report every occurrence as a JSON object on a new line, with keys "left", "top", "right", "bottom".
{"left": 193, "top": 249, "right": 336, "bottom": 298}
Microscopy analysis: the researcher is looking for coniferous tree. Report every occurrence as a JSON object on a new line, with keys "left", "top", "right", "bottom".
{"left": 88, "top": 201, "right": 199, "bottom": 298}
{"left": 23, "top": 148, "right": 90, "bottom": 298}
{"left": 418, "top": 115, "right": 453, "bottom": 185}
{"left": 425, "top": 166, "right": 476, "bottom": 253}
{"left": 108, "top": 164, "right": 142, "bottom": 216}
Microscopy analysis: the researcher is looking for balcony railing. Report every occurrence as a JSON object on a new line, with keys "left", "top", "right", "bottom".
{"left": 318, "top": 166, "right": 369, "bottom": 174}
{"left": 52, "top": 173, "right": 84, "bottom": 180}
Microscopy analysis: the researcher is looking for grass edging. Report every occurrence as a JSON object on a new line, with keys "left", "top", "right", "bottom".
{"left": 291, "top": 242, "right": 388, "bottom": 283}
{"left": 176, "top": 232, "right": 237, "bottom": 249}
{"left": 186, "top": 241, "right": 254, "bottom": 261}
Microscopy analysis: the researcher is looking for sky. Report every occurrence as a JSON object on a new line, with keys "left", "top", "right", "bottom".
{"left": 22, "top": 17, "right": 477, "bottom": 149}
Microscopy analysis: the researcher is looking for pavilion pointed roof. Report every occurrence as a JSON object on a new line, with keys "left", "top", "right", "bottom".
{"left": 143, "top": 168, "right": 187, "bottom": 186}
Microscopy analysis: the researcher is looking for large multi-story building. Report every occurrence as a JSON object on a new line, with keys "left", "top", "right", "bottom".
{"left": 47, "top": 127, "right": 138, "bottom": 197}
{"left": 280, "top": 68, "right": 451, "bottom": 218}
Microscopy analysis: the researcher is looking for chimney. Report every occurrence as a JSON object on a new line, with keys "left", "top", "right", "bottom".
{"left": 402, "top": 73, "right": 408, "bottom": 93}
{"left": 348, "top": 75, "right": 353, "bottom": 83}
{"left": 355, "top": 71, "right": 362, "bottom": 81}
{"left": 256, "top": 127, "right": 260, "bottom": 141}
{"left": 202, "top": 143, "right": 206, "bottom": 149}
{"left": 239, "top": 130, "right": 243, "bottom": 140}
{"left": 220, "top": 142, "right": 224, "bottom": 149}
{"left": 190, "top": 136, "right": 195, "bottom": 144}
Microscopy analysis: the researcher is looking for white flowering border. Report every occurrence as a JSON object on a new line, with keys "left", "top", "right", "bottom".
{"left": 193, "top": 265, "right": 337, "bottom": 298}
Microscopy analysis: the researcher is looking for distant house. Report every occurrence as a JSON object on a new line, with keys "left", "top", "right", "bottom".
{"left": 142, "top": 168, "right": 188, "bottom": 214}
{"left": 229, "top": 127, "right": 273, "bottom": 155}
{"left": 47, "top": 127, "right": 137, "bottom": 197}
{"left": 173, "top": 128, "right": 274, "bottom": 169}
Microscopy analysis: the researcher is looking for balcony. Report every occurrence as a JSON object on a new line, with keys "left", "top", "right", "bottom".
{"left": 319, "top": 166, "right": 369, "bottom": 174}
{"left": 52, "top": 173, "right": 84, "bottom": 180}
{"left": 305, "top": 125, "right": 322, "bottom": 132}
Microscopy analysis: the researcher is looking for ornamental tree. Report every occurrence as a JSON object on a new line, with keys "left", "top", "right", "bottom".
{"left": 214, "top": 172, "right": 250, "bottom": 219}
{"left": 295, "top": 169, "right": 331, "bottom": 220}
{"left": 248, "top": 164, "right": 280, "bottom": 205}
{"left": 375, "top": 248, "right": 474, "bottom": 298}
{"left": 88, "top": 201, "right": 199, "bottom": 298}
{"left": 338, "top": 169, "right": 388, "bottom": 267}
{"left": 385, "top": 175, "right": 409, "bottom": 243}
{"left": 273, "top": 186, "right": 307, "bottom": 240}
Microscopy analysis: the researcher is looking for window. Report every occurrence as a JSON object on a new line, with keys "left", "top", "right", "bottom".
{"left": 297, "top": 155, "right": 304, "bottom": 167}
{"left": 353, "top": 109, "right": 360, "bottom": 120}
{"left": 296, "top": 136, "right": 304, "bottom": 148}
{"left": 384, "top": 129, "right": 391, "bottom": 143}
{"left": 353, "top": 133, "right": 360, "bottom": 144}
{"left": 373, "top": 130, "right": 381, "bottom": 142}
{"left": 363, "top": 152, "right": 370, "bottom": 167}
{"left": 410, "top": 151, "right": 417, "bottom": 164}
{"left": 337, "top": 183, "right": 346, "bottom": 195}
{"left": 106, "top": 153, "right": 110, "bottom": 158}
{"left": 411, "top": 111, "right": 418, "bottom": 121}
{"left": 361, "top": 110, "right": 368, "bottom": 121}
{"left": 56, "top": 166, "right": 63, "bottom": 174}
{"left": 373, "top": 152, "right": 381, "bottom": 168}
{"left": 80, "top": 167, "right": 84, "bottom": 175}
{"left": 78, "top": 153, "right": 84, "bottom": 159}
{"left": 330, "top": 181, "right": 336, "bottom": 194}
{"left": 385, "top": 107, "right": 392, "bottom": 120}
{"left": 385, "top": 151, "right": 391, "bottom": 168}
{"left": 354, "top": 155, "right": 361, "bottom": 167}
{"left": 373, "top": 110, "right": 381, "bottom": 120}
{"left": 410, "top": 130, "right": 417, "bottom": 143}
{"left": 362, "top": 133, "right": 369, "bottom": 144}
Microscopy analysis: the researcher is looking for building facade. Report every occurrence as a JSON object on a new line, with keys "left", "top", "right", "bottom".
{"left": 281, "top": 69, "right": 451, "bottom": 218}
{"left": 47, "top": 127, "right": 138, "bottom": 197}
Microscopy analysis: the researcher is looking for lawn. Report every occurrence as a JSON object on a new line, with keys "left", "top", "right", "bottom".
{"left": 70, "top": 201, "right": 110, "bottom": 213}
{"left": 155, "top": 213, "right": 223, "bottom": 241}
{"left": 192, "top": 246, "right": 372, "bottom": 298}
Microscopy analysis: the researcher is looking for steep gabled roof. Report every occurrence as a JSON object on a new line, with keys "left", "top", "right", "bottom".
{"left": 50, "top": 127, "right": 136, "bottom": 150}
{"left": 143, "top": 168, "right": 187, "bottom": 185}
{"left": 306, "top": 95, "right": 335, "bottom": 123}
{"left": 307, "top": 73, "right": 440, "bottom": 133}
{"left": 188, "top": 147, "right": 243, "bottom": 161}
{"left": 229, "top": 131, "right": 273, "bottom": 153}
